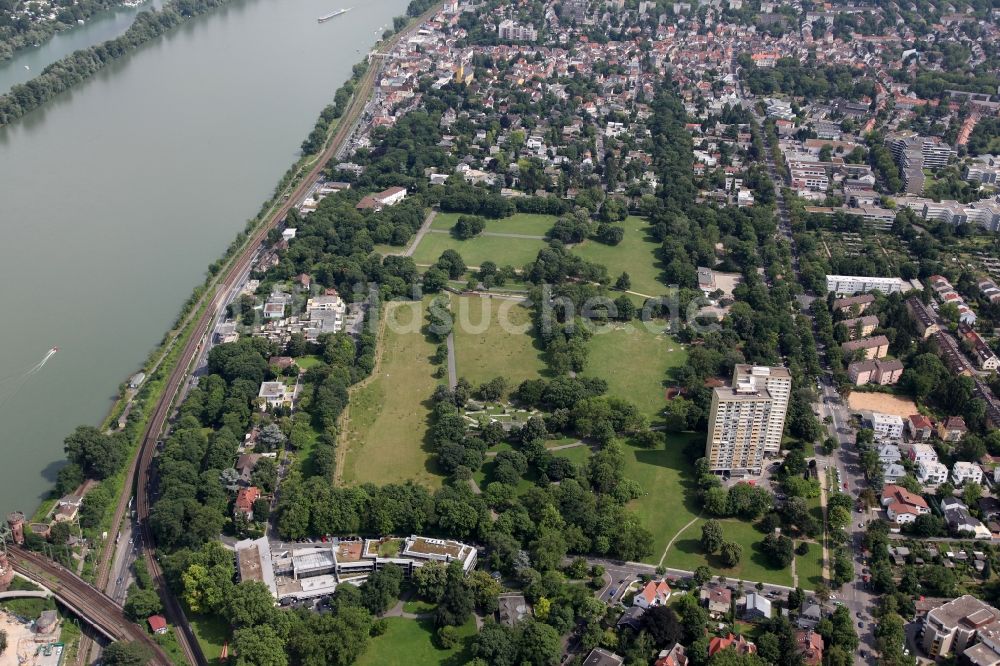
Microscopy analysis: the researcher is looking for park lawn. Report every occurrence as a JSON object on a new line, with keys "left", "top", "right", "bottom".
{"left": 341, "top": 299, "right": 444, "bottom": 489}
{"left": 451, "top": 295, "right": 546, "bottom": 386}
{"left": 553, "top": 444, "right": 591, "bottom": 466}
{"left": 402, "top": 599, "right": 437, "bottom": 615}
{"left": 411, "top": 230, "right": 546, "bottom": 268}
{"left": 188, "top": 613, "right": 230, "bottom": 662}
{"left": 431, "top": 211, "right": 556, "bottom": 236}
{"left": 571, "top": 216, "right": 664, "bottom": 296}
{"left": 796, "top": 541, "right": 825, "bottom": 589}
{"left": 582, "top": 322, "right": 686, "bottom": 419}
{"left": 355, "top": 616, "right": 477, "bottom": 666}
{"left": 295, "top": 354, "right": 325, "bottom": 370}
{"left": 665, "top": 518, "right": 794, "bottom": 587}
{"left": 622, "top": 433, "right": 703, "bottom": 564}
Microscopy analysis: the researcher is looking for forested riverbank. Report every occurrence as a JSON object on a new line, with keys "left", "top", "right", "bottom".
{"left": 0, "top": 0, "right": 127, "bottom": 62}
{"left": 0, "top": 0, "right": 231, "bottom": 125}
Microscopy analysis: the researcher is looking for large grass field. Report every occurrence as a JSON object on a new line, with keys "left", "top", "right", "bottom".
{"left": 622, "top": 433, "right": 704, "bottom": 564}
{"left": 796, "top": 540, "right": 825, "bottom": 588}
{"left": 341, "top": 299, "right": 444, "bottom": 489}
{"left": 571, "top": 216, "right": 665, "bottom": 296}
{"left": 431, "top": 212, "right": 557, "bottom": 236}
{"left": 354, "top": 616, "right": 477, "bottom": 666}
{"left": 451, "top": 295, "right": 546, "bottom": 386}
{"left": 411, "top": 230, "right": 547, "bottom": 268}
{"left": 582, "top": 321, "right": 686, "bottom": 419}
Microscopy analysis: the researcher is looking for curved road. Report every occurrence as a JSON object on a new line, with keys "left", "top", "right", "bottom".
{"left": 91, "top": 8, "right": 442, "bottom": 665}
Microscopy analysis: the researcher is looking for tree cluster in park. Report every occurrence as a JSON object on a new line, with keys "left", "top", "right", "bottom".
{"left": 0, "top": 0, "right": 236, "bottom": 126}
{"left": 738, "top": 54, "right": 877, "bottom": 101}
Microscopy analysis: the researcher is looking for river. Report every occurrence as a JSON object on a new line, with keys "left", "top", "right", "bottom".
{"left": 0, "top": 0, "right": 409, "bottom": 517}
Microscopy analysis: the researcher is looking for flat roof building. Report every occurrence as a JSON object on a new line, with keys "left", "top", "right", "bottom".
{"left": 706, "top": 366, "right": 790, "bottom": 474}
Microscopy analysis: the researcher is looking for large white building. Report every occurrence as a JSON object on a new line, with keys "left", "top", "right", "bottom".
{"left": 921, "top": 596, "right": 1000, "bottom": 660}
{"left": 825, "top": 275, "right": 918, "bottom": 296}
{"left": 869, "top": 412, "right": 904, "bottom": 441}
{"left": 918, "top": 460, "right": 949, "bottom": 485}
{"left": 952, "top": 461, "right": 984, "bottom": 486}
{"left": 705, "top": 365, "right": 791, "bottom": 474}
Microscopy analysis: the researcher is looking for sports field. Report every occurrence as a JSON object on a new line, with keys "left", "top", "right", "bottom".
{"left": 451, "top": 295, "right": 546, "bottom": 386}
{"left": 340, "top": 299, "right": 443, "bottom": 489}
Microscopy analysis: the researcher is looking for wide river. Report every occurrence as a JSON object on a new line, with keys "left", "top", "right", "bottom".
{"left": 0, "top": 0, "right": 409, "bottom": 517}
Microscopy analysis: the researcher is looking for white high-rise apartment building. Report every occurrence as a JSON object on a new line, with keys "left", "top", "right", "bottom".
{"left": 735, "top": 365, "right": 790, "bottom": 455}
{"left": 705, "top": 366, "right": 791, "bottom": 474}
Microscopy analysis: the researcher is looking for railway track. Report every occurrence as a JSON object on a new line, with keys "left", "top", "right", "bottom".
{"left": 91, "top": 10, "right": 439, "bottom": 664}
{"left": 10, "top": 547, "right": 171, "bottom": 665}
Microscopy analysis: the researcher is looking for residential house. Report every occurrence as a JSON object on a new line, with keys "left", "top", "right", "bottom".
{"left": 701, "top": 584, "right": 732, "bottom": 615}
{"left": 869, "top": 413, "right": 905, "bottom": 441}
{"left": 795, "top": 630, "right": 824, "bottom": 666}
{"left": 938, "top": 417, "right": 969, "bottom": 442}
{"left": 617, "top": 606, "right": 646, "bottom": 631}
{"left": 878, "top": 444, "right": 902, "bottom": 464}
{"left": 708, "top": 634, "right": 756, "bottom": 658}
{"left": 742, "top": 592, "right": 772, "bottom": 621}
{"left": 655, "top": 644, "right": 688, "bottom": 666}
{"left": 883, "top": 463, "right": 907, "bottom": 484}
{"left": 53, "top": 494, "right": 83, "bottom": 523}
{"left": 881, "top": 484, "right": 930, "bottom": 524}
{"left": 952, "top": 461, "right": 984, "bottom": 486}
{"left": 918, "top": 460, "right": 949, "bottom": 485}
{"left": 584, "top": 648, "right": 625, "bottom": 666}
{"left": 909, "top": 443, "right": 939, "bottom": 464}
{"left": 634, "top": 580, "right": 672, "bottom": 609}
{"left": 842, "top": 335, "right": 890, "bottom": 360}
{"left": 234, "top": 486, "right": 261, "bottom": 521}
{"left": 942, "top": 498, "right": 991, "bottom": 538}
{"left": 257, "top": 382, "right": 293, "bottom": 410}
{"left": 797, "top": 603, "right": 823, "bottom": 629}
{"left": 908, "top": 414, "right": 934, "bottom": 441}
{"left": 236, "top": 453, "right": 261, "bottom": 485}
{"left": 959, "top": 324, "right": 1000, "bottom": 371}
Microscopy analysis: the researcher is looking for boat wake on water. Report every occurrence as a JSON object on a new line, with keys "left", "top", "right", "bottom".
{"left": 0, "top": 347, "right": 58, "bottom": 410}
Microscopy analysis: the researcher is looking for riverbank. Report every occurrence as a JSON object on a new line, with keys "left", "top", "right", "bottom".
{"left": 0, "top": 0, "right": 132, "bottom": 63}
{"left": 0, "top": 0, "right": 232, "bottom": 126}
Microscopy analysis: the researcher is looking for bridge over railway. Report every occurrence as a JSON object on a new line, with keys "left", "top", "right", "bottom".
{"left": 7, "top": 546, "right": 170, "bottom": 664}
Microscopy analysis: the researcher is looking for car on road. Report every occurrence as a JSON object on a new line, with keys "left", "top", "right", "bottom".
{"left": 858, "top": 622, "right": 864, "bottom": 628}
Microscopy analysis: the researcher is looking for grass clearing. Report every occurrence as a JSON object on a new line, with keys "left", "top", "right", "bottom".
{"left": 451, "top": 295, "right": 546, "bottom": 386}
{"left": 188, "top": 613, "right": 229, "bottom": 662}
{"left": 430, "top": 212, "right": 556, "bottom": 236}
{"left": 622, "top": 433, "right": 703, "bottom": 563}
{"left": 411, "top": 230, "right": 546, "bottom": 268}
{"left": 583, "top": 322, "right": 686, "bottom": 419}
{"left": 341, "top": 299, "right": 444, "bottom": 489}
{"left": 796, "top": 540, "right": 825, "bottom": 588}
{"left": 571, "top": 217, "right": 664, "bottom": 296}
{"left": 666, "top": 518, "right": 794, "bottom": 587}
{"left": 355, "top": 616, "right": 476, "bottom": 666}
{"left": 295, "top": 355, "right": 325, "bottom": 370}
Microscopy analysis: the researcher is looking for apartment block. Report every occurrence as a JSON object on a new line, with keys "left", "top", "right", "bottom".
{"left": 918, "top": 460, "right": 949, "bottom": 485}
{"left": 825, "top": 275, "right": 915, "bottom": 296}
{"left": 906, "top": 297, "right": 940, "bottom": 340}
{"left": 848, "top": 358, "right": 903, "bottom": 386}
{"left": 705, "top": 366, "right": 791, "bottom": 474}
{"left": 842, "top": 335, "right": 890, "bottom": 360}
{"left": 839, "top": 315, "right": 879, "bottom": 339}
{"left": 868, "top": 412, "right": 904, "bottom": 441}
{"left": 920, "top": 596, "right": 1000, "bottom": 660}
{"left": 952, "top": 461, "right": 984, "bottom": 486}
